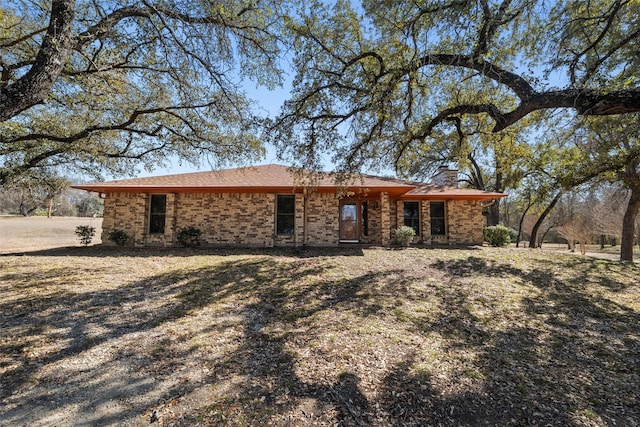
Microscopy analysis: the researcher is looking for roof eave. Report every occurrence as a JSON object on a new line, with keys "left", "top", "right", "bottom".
{"left": 71, "top": 184, "right": 416, "bottom": 196}
{"left": 399, "top": 193, "right": 508, "bottom": 201}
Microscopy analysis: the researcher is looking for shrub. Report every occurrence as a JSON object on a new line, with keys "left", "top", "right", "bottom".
{"left": 483, "top": 224, "right": 512, "bottom": 247}
{"left": 108, "top": 229, "right": 129, "bottom": 246}
{"left": 177, "top": 226, "right": 202, "bottom": 247}
{"left": 394, "top": 225, "right": 416, "bottom": 247}
{"left": 75, "top": 225, "right": 96, "bottom": 246}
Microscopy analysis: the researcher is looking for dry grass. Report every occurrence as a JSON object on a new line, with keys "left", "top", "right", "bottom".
{"left": 0, "top": 216, "right": 102, "bottom": 253}
{"left": 0, "top": 219, "right": 639, "bottom": 426}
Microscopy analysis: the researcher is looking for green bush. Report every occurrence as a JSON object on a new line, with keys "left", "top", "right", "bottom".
{"left": 75, "top": 225, "right": 96, "bottom": 246}
{"left": 483, "top": 224, "right": 512, "bottom": 247}
{"left": 177, "top": 226, "right": 203, "bottom": 247}
{"left": 108, "top": 229, "right": 129, "bottom": 246}
{"left": 394, "top": 225, "right": 416, "bottom": 247}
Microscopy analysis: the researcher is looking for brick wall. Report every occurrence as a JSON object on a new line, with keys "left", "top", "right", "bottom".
{"left": 421, "top": 201, "right": 431, "bottom": 243}
{"left": 176, "top": 193, "right": 276, "bottom": 247}
{"left": 305, "top": 192, "right": 339, "bottom": 245}
{"left": 360, "top": 199, "right": 381, "bottom": 244}
{"left": 446, "top": 199, "right": 484, "bottom": 245}
{"left": 101, "top": 192, "right": 147, "bottom": 246}
{"left": 391, "top": 199, "right": 483, "bottom": 246}
{"left": 100, "top": 191, "right": 485, "bottom": 247}
{"left": 395, "top": 200, "right": 404, "bottom": 244}
{"left": 380, "top": 192, "right": 391, "bottom": 246}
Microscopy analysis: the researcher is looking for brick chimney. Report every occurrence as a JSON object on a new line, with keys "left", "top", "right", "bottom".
{"left": 432, "top": 165, "right": 459, "bottom": 187}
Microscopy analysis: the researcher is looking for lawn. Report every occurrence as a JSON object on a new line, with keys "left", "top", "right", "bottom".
{"left": 0, "top": 223, "right": 638, "bottom": 426}
{"left": 0, "top": 216, "right": 103, "bottom": 253}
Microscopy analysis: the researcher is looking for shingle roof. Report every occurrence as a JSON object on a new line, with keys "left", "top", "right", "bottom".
{"left": 402, "top": 182, "right": 505, "bottom": 200}
{"left": 72, "top": 164, "right": 506, "bottom": 200}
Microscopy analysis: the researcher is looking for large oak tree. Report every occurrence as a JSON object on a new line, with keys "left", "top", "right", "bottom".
{"left": 270, "top": 0, "right": 640, "bottom": 259}
{"left": 1, "top": 0, "right": 287, "bottom": 183}
{"left": 273, "top": 0, "right": 639, "bottom": 166}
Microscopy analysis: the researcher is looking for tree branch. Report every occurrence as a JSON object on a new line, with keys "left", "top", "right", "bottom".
{"left": 2, "top": 101, "right": 220, "bottom": 146}
{"left": 0, "top": 27, "right": 47, "bottom": 48}
{"left": 0, "top": 0, "right": 76, "bottom": 122}
{"left": 398, "top": 54, "right": 640, "bottom": 131}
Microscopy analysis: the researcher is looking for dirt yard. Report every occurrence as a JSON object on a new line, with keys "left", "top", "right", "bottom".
{"left": 0, "top": 216, "right": 102, "bottom": 254}
{"left": 0, "top": 218, "right": 638, "bottom": 426}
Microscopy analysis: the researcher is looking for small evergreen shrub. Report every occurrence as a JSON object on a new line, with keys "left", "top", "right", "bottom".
{"left": 177, "top": 226, "right": 202, "bottom": 247}
{"left": 75, "top": 225, "right": 96, "bottom": 246}
{"left": 108, "top": 229, "right": 129, "bottom": 246}
{"left": 394, "top": 225, "right": 416, "bottom": 247}
{"left": 483, "top": 224, "right": 512, "bottom": 247}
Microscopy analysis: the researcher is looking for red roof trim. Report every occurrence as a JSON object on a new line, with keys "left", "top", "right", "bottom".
{"left": 399, "top": 192, "right": 507, "bottom": 201}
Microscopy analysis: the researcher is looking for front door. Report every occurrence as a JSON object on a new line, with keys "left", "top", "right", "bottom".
{"left": 340, "top": 201, "right": 359, "bottom": 242}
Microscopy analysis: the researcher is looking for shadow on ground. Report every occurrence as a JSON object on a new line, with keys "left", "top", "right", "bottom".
{"left": 0, "top": 245, "right": 366, "bottom": 258}
{"left": 1, "top": 249, "right": 638, "bottom": 426}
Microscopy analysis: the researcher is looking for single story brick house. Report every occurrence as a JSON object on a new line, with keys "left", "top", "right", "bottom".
{"left": 73, "top": 164, "right": 506, "bottom": 247}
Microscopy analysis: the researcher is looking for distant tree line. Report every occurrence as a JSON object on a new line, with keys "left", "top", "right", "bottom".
{"left": 501, "top": 182, "right": 638, "bottom": 253}
{"left": 0, "top": 173, "right": 102, "bottom": 217}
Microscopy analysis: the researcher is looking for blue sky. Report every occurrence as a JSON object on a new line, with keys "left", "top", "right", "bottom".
{"left": 135, "top": 3, "right": 573, "bottom": 180}
{"left": 137, "top": 81, "right": 292, "bottom": 178}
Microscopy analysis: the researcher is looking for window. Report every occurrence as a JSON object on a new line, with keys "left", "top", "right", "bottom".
{"left": 276, "top": 195, "right": 295, "bottom": 235}
{"left": 430, "top": 201, "right": 446, "bottom": 236}
{"left": 403, "top": 201, "right": 420, "bottom": 236}
{"left": 149, "top": 194, "right": 167, "bottom": 234}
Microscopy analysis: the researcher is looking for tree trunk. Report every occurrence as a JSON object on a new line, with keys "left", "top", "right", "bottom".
{"left": 487, "top": 169, "right": 503, "bottom": 226}
{"left": 47, "top": 198, "right": 54, "bottom": 218}
{"left": 540, "top": 226, "right": 553, "bottom": 244}
{"left": 620, "top": 187, "right": 640, "bottom": 262}
{"left": 0, "top": 0, "right": 76, "bottom": 122}
{"left": 529, "top": 191, "right": 562, "bottom": 248}
{"left": 19, "top": 203, "right": 37, "bottom": 217}
{"left": 487, "top": 202, "right": 500, "bottom": 226}
{"left": 516, "top": 202, "right": 533, "bottom": 248}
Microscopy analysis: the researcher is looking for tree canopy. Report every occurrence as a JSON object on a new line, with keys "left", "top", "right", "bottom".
{"left": 270, "top": 0, "right": 640, "bottom": 175}
{"left": 0, "top": 0, "right": 288, "bottom": 184}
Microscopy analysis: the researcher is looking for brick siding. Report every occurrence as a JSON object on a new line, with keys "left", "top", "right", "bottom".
{"left": 447, "top": 199, "right": 484, "bottom": 245}
{"left": 305, "top": 193, "right": 340, "bottom": 245}
{"left": 100, "top": 191, "right": 485, "bottom": 247}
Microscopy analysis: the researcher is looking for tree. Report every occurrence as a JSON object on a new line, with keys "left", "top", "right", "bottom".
{"left": 566, "top": 115, "right": 640, "bottom": 261}
{"left": 72, "top": 191, "right": 104, "bottom": 217}
{"left": 401, "top": 113, "right": 533, "bottom": 225}
{"left": 1, "top": 171, "right": 69, "bottom": 216}
{"left": 0, "top": 179, "right": 104, "bottom": 216}
{"left": 508, "top": 169, "right": 563, "bottom": 249}
{"left": 271, "top": 0, "right": 640, "bottom": 173}
{"left": 1, "top": 0, "right": 288, "bottom": 183}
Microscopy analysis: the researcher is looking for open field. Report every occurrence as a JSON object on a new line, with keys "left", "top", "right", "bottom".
{"left": 0, "top": 216, "right": 102, "bottom": 254}
{"left": 1, "top": 238, "right": 639, "bottom": 426}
